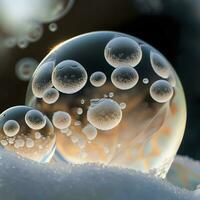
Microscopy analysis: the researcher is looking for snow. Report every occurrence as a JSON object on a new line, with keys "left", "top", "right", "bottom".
{"left": 0, "top": 149, "right": 198, "bottom": 200}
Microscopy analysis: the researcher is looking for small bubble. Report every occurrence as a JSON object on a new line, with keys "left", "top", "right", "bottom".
{"left": 42, "top": 88, "right": 59, "bottom": 104}
{"left": 77, "top": 107, "right": 83, "bottom": 115}
{"left": 142, "top": 78, "right": 149, "bottom": 84}
{"left": 3, "top": 120, "right": 20, "bottom": 137}
{"left": 111, "top": 66, "right": 139, "bottom": 90}
{"left": 90, "top": 71, "right": 107, "bottom": 87}
{"left": 35, "top": 132, "right": 42, "bottom": 139}
{"left": 82, "top": 123, "right": 97, "bottom": 140}
{"left": 1, "top": 140, "right": 8, "bottom": 146}
{"left": 52, "top": 111, "right": 71, "bottom": 129}
{"left": 49, "top": 23, "right": 58, "bottom": 32}
{"left": 120, "top": 102, "right": 126, "bottom": 110}
{"left": 104, "top": 36, "right": 142, "bottom": 67}
{"left": 25, "top": 110, "right": 46, "bottom": 130}
{"left": 150, "top": 80, "right": 173, "bottom": 103}
{"left": 109, "top": 92, "right": 114, "bottom": 98}
{"left": 26, "top": 138, "right": 34, "bottom": 148}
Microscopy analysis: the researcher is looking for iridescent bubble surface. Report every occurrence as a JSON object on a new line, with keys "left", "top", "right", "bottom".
{"left": 0, "top": 106, "right": 56, "bottom": 162}
{"left": 26, "top": 31, "right": 186, "bottom": 178}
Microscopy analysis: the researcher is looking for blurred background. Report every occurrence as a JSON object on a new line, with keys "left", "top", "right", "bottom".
{"left": 0, "top": 0, "right": 199, "bottom": 160}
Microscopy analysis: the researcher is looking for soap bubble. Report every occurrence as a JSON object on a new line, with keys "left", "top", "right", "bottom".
{"left": 42, "top": 88, "right": 60, "bottom": 104}
{"left": 52, "top": 111, "right": 71, "bottom": 129}
{"left": 26, "top": 31, "right": 186, "bottom": 178}
{"left": 49, "top": 23, "right": 58, "bottom": 32}
{"left": 104, "top": 36, "right": 142, "bottom": 67}
{"left": 25, "top": 110, "right": 46, "bottom": 130}
{"left": 150, "top": 80, "right": 173, "bottom": 103}
{"left": 0, "top": 106, "right": 56, "bottom": 162}
{"left": 87, "top": 98, "right": 122, "bottom": 130}
{"left": 143, "top": 78, "right": 149, "bottom": 84}
{"left": 3, "top": 120, "right": 20, "bottom": 137}
{"left": 150, "top": 51, "right": 171, "bottom": 78}
{"left": 111, "top": 66, "right": 139, "bottom": 90}
{"left": 15, "top": 57, "right": 38, "bottom": 81}
{"left": 32, "top": 61, "right": 54, "bottom": 98}
{"left": 90, "top": 71, "right": 106, "bottom": 87}
{"left": 26, "top": 22, "right": 44, "bottom": 42}
{"left": 52, "top": 60, "right": 88, "bottom": 94}
{"left": 82, "top": 123, "right": 97, "bottom": 140}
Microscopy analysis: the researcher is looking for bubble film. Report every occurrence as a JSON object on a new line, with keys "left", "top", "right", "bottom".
{"left": 26, "top": 31, "right": 186, "bottom": 178}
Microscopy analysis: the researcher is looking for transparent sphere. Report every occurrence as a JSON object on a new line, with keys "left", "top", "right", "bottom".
{"left": 111, "top": 66, "right": 139, "bottom": 90}
{"left": 90, "top": 71, "right": 107, "bottom": 87}
{"left": 15, "top": 57, "right": 38, "bottom": 81}
{"left": 26, "top": 31, "right": 186, "bottom": 178}
{"left": 0, "top": 106, "right": 56, "bottom": 163}
{"left": 42, "top": 88, "right": 60, "bottom": 104}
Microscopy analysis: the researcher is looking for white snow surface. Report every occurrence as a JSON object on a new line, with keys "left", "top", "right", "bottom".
{"left": 0, "top": 149, "right": 198, "bottom": 200}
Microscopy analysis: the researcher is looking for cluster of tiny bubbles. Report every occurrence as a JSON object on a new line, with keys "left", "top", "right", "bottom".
{"left": 15, "top": 57, "right": 38, "bottom": 81}
{"left": 52, "top": 60, "right": 88, "bottom": 94}
{"left": 52, "top": 111, "right": 71, "bottom": 129}
{"left": 0, "top": 106, "right": 56, "bottom": 162}
{"left": 150, "top": 80, "right": 174, "bottom": 103}
{"left": 90, "top": 71, "right": 107, "bottom": 87}
{"left": 111, "top": 66, "right": 139, "bottom": 90}
{"left": 26, "top": 31, "right": 186, "bottom": 178}
{"left": 87, "top": 98, "right": 122, "bottom": 131}
{"left": 42, "top": 88, "right": 60, "bottom": 104}
{"left": 49, "top": 23, "right": 58, "bottom": 32}
{"left": 104, "top": 36, "right": 142, "bottom": 67}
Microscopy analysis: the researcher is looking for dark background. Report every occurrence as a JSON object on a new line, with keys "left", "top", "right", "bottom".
{"left": 0, "top": 0, "right": 199, "bottom": 160}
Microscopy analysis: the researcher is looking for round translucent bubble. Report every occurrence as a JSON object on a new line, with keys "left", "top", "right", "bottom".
{"left": 90, "top": 71, "right": 107, "bottom": 87}
{"left": 77, "top": 107, "right": 83, "bottom": 115}
{"left": 15, "top": 57, "right": 38, "bottom": 81}
{"left": 82, "top": 123, "right": 97, "bottom": 140}
{"left": 111, "top": 66, "right": 139, "bottom": 90}
{"left": 87, "top": 98, "right": 122, "bottom": 130}
{"left": 104, "top": 36, "right": 142, "bottom": 67}
{"left": 150, "top": 51, "right": 171, "bottom": 78}
{"left": 52, "top": 111, "right": 71, "bottom": 129}
{"left": 25, "top": 110, "right": 46, "bottom": 130}
{"left": 52, "top": 60, "right": 88, "bottom": 94}
{"left": 17, "top": 38, "right": 29, "bottom": 49}
{"left": 42, "top": 88, "right": 60, "bottom": 104}
{"left": 143, "top": 78, "right": 149, "bottom": 84}
{"left": 26, "top": 22, "right": 43, "bottom": 42}
{"left": 49, "top": 23, "right": 58, "bottom": 32}
{"left": 32, "top": 61, "right": 54, "bottom": 98}
{"left": 26, "top": 31, "right": 186, "bottom": 178}
{"left": 3, "top": 120, "right": 20, "bottom": 137}
{"left": 0, "top": 106, "right": 55, "bottom": 162}
{"left": 150, "top": 80, "right": 173, "bottom": 103}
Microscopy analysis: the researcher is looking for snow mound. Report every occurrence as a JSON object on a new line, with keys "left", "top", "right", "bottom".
{"left": 0, "top": 149, "right": 197, "bottom": 200}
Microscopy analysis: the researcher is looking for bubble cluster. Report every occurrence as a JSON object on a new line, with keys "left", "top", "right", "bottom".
{"left": 150, "top": 80, "right": 173, "bottom": 103}
{"left": 104, "top": 36, "right": 142, "bottom": 67}
{"left": 26, "top": 31, "right": 186, "bottom": 178}
{"left": 111, "top": 66, "right": 139, "bottom": 90}
{"left": 87, "top": 98, "right": 122, "bottom": 130}
{"left": 90, "top": 71, "right": 106, "bottom": 87}
{"left": 52, "top": 60, "right": 88, "bottom": 94}
{"left": 52, "top": 111, "right": 71, "bottom": 129}
{"left": 15, "top": 57, "right": 38, "bottom": 81}
{"left": 0, "top": 106, "right": 56, "bottom": 162}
